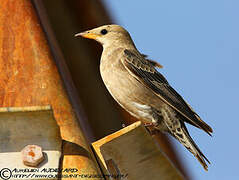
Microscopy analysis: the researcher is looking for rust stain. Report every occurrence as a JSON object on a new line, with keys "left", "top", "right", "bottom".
{"left": 28, "top": 150, "right": 35, "bottom": 157}
{"left": 0, "top": 0, "right": 101, "bottom": 179}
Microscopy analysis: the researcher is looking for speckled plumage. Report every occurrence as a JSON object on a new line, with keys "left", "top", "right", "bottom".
{"left": 76, "top": 24, "right": 213, "bottom": 171}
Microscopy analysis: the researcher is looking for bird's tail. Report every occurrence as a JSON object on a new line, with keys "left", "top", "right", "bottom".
{"left": 174, "top": 123, "right": 210, "bottom": 171}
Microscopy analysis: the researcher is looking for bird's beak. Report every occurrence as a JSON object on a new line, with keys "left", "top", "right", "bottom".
{"left": 75, "top": 31, "right": 101, "bottom": 40}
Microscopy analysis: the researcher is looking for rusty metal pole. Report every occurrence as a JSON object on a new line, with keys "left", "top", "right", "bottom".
{"left": 0, "top": 0, "right": 102, "bottom": 179}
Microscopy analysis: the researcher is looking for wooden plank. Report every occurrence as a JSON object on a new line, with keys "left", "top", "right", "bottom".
{"left": 92, "top": 121, "right": 184, "bottom": 180}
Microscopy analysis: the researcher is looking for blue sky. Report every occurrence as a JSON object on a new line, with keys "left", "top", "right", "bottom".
{"left": 103, "top": 0, "right": 239, "bottom": 179}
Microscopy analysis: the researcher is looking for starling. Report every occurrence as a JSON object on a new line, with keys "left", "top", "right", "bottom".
{"left": 75, "top": 25, "right": 213, "bottom": 171}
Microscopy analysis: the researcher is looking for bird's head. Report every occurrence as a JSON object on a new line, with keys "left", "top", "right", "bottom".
{"left": 75, "top": 24, "right": 135, "bottom": 48}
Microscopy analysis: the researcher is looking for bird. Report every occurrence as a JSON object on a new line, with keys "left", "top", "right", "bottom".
{"left": 75, "top": 24, "right": 213, "bottom": 171}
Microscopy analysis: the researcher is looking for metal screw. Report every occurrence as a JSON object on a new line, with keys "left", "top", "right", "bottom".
{"left": 21, "top": 145, "right": 44, "bottom": 167}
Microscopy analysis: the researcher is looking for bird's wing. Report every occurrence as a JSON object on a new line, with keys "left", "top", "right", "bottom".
{"left": 122, "top": 49, "right": 213, "bottom": 135}
{"left": 141, "top": 54, "right": 163, "bottom": 68}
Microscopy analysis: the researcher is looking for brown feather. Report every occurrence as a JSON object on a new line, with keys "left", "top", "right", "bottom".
{"left": 123, "top": 49, "right": 213, "bottom": 136}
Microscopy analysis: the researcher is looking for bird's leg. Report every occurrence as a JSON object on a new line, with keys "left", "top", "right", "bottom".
{"left": 144, "top": 122, "right": 154, "bottom": 127}
{"left": 144, "top": 114, "right": 162, "bottom": 135}
{"left": 143, "top": 122, "right": 159, "bottom": 135}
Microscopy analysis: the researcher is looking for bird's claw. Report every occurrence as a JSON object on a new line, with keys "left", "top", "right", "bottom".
{"left": 143, "top": 123, "right": 158, "bottom": 135}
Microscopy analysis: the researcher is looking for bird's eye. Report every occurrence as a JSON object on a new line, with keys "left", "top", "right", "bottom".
{"left": 100, "top": 29, "right": 108, "bottom": 35}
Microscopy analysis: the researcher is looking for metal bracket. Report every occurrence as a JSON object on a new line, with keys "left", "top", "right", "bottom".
{"left": 0, "top": 106, "right": 62, "bottom": 179}
{"left": 92, "top": 121, "right": 184, "bottom": 180}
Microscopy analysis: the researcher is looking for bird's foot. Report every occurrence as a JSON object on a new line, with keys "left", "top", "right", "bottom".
{"left": 144, "top": 122, "right": 154, "bottom": 127}
{"left": 143, "top": 123, "right": 158, "bottom": 135}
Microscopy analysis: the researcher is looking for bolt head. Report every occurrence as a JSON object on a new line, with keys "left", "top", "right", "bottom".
{"left": 21, "top": 145, "right": 44, "bottom": 167}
